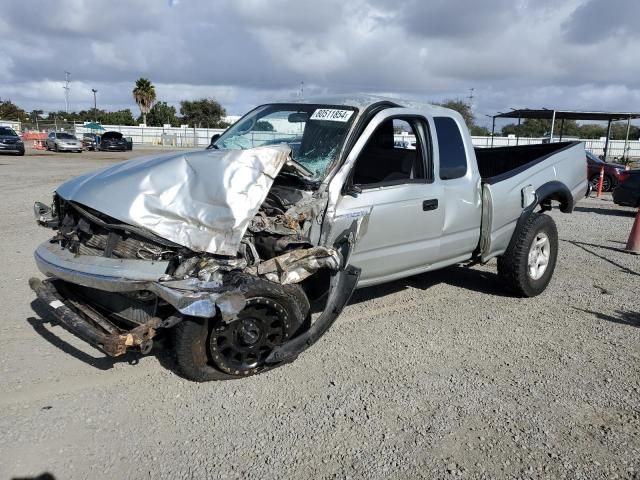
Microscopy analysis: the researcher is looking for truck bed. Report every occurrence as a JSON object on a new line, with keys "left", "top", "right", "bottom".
{"left": 476, "top": 141, "right": 587, "bottom": 262}
{"left": 475, "top": 142, "right": 578, "bottom": 183}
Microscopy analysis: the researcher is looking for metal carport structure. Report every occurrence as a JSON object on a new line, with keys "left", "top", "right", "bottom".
{"left": 490, "top": 109, "right": 640, "bottom": 159}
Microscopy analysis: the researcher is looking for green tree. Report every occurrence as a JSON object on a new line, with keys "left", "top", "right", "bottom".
{"left": 438, "top": 99, "right": 492, "bottom": 135}
{"left": 0, "top": 100, "right": 29, "bottom": 121}
{"left": 577, "top": 124, "right": 605, "bottom": 139}
{"left": 145, "top": 102, "right": 178, "bottom": 127}
{"left": 501, "top": 119, "right": 553, "bottom": 137}
{"left": 609, "top": 122, "right": 640, "bottom": 140}
{"left": 179, "top": 98, "right": 226, "bottom": 128}
{"left": 470, "top": 125, "right": 490, "bottom": 136}
{"left": 132, "top": 78, "right": 156, "bottom": 125}
{"left": 439, "top": 99, "right": 475, "bottom": 129}
{"left": 99, "top": 109, "right": 136, "bottom": 126}
{"left": 254, "top": 120, "right": 274, "bottom": 132}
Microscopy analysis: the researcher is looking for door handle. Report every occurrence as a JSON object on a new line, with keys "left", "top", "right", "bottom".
{"left": 422, "top": 199, "right": 438, "bottom": 211}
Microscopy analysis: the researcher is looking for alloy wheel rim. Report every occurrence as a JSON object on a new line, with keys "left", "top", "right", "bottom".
{"left": 527, "top": 232, "right": 550, "bottom": 280}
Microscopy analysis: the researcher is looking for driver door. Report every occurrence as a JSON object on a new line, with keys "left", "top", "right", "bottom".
{"left": 332, "top": 112, "right": 444, "bottom": 286}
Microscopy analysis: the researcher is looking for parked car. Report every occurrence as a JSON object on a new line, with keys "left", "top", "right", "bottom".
{"left": 46, "top": 132, "right": 82, "bottom": 152}
{"left": 29, "top": 95, "right": 587, "bottom": 381}
{"left": 612, "top": 169, "right": 640, "bottom": 208}
{"left": 586, "top": 151, "right": 628, "bottom": 192}
{"left": 99, "top": 131, "right": 130, "bottom": 151}
{"left": 82, "top": 133, "right": 98, "bottom": 151}
{"left": 0, "top": 126, "right": 24, "bottom": 155}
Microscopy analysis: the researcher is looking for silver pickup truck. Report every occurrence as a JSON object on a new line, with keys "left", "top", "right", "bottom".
{"left": 29, "top": 95, "right": 587, "bottom": 381}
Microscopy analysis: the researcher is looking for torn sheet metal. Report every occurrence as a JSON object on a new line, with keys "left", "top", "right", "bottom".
{"left": 254, "top": 246, "right": 341, "bottom": 284}
{"left": 56, "top": 145, "right": 292, "bottom": 256}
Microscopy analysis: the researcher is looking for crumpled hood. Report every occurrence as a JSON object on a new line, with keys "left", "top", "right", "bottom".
{"left": 56, "top": 145, "right": 291, "bottom": 256}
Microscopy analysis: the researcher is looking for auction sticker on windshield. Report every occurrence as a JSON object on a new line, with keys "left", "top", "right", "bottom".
{"left": 310, "top": 109, "right": 354, "bottom": 122}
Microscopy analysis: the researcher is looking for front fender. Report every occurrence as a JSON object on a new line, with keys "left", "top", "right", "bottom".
{"left": 266, "top": 265, "right": 361, "bottom": 364}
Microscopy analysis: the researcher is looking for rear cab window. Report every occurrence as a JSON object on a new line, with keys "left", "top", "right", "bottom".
{"left": 434, "top": 117, "right": 467, "bottom": 180}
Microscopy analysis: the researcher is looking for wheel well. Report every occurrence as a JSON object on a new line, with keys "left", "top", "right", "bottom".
{"left": 536, "top": 181, "right": 573, "bottom": 213}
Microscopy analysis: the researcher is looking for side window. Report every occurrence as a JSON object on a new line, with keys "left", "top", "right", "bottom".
{"left": 352, "top": 118, "right": 427, "bottom": 187}
{"left": 434, "top": 117, "right": 467, "bottom": 180}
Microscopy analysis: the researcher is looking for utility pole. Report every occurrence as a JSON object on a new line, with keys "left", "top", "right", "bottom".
{"left": 467, "top": 88, "right": 475, "bottom": 110}
{"left": 63, "top": 71, "right": 71, "bottom": 113}
{"left": 91, "top": 89, "right": 98, "bottom": 121}
{"left": 299, "top": 81, "right": 304, "bottom": 99}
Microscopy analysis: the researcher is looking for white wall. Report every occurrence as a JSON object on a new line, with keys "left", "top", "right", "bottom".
{"left": 74, "top": 123, "right": 640, "bottom": 158}
{"left": 75, "top": 124, "right": 225, "bottom": 148}
{"left": 0, "top": 120, "right": 21, "bottom": 132}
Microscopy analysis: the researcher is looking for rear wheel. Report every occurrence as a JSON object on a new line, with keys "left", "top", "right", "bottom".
{"left": 497, "top": 213, "right": 558, "bottom": 297}
{"left": 172, "top": 279, "right": 309, "bottom": 382}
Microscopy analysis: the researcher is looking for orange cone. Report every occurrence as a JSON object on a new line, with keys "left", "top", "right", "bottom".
{"left": 596, "top": 166, "right": 604, "bottom": 197}
{"left": 626, "top": 209, "right": 640, "bottom": 254}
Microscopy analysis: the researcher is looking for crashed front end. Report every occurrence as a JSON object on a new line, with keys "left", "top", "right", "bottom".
{"left": 29, "top": 145, "right": 347, "bottom": 361}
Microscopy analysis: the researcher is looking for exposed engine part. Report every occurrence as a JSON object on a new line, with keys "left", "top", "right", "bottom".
{"left": 174, "top": 256, "right": 200, "bottom": 278}
{"left": 33, "top": 201, "right": 59, "bottom": 228}
{"left": 251, "top": 246, "right": 341, "bottom": 284}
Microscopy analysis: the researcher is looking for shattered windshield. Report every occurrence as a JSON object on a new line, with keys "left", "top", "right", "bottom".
{"left": 214, "top": 104, "right": 357, "bottom": 180}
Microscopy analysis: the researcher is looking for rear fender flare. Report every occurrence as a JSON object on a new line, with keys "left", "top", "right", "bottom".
{"left": 535, "top": 180, "right": 573, "bottom": 213}
{"left": 509, "top": 181, "right": 571, "bottom": 251}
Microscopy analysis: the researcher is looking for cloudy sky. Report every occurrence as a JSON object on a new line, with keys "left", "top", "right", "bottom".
{"left": 1, "top": 0, "right": 639, "bottom": 126}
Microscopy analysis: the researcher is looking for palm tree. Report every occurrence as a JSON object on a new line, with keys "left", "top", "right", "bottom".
{"left": 132, "top": 78, "right": 156, "bottom": 125}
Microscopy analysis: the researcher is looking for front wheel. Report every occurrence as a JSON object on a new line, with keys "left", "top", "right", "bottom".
{"left": 172, "top": 278, "right": 309, "bottom": 382}
{"left": 497, "top": 213, "right": 558, "bottom": 297}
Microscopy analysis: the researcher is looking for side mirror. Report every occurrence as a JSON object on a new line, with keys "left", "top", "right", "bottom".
{"left": 210, "top": 133, "right": 221, "bottom": 144}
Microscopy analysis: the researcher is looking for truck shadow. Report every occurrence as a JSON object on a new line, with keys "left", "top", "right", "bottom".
{"left": 574, "top": 205, "right": 636, "bottom": 217}
{"left": 348, "top": 265, "right": 509, "bottom": 307}
{"left": 574, "top": 307, "right": 640, "bottom": 328}
{"left": 27, "top": 299, "right": 143, "bottom": 370}
{"left": 562, "top": 239, "right": 639, "bottom": 276}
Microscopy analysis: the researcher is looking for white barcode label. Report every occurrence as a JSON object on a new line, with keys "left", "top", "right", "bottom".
{"left": 310, "top": 109, "right": 354, "bottom": 122}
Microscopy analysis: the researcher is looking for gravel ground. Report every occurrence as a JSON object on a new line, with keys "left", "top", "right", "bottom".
{"left": 1, "top": 146, "right": 639, "bottom": 479}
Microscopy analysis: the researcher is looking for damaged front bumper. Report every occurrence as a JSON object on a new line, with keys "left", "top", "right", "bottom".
{"left": 29, "top": 277, "right": 161, "bottom": 356}
{"left": 33, "top": 241, "right": 246, "bottom": 319}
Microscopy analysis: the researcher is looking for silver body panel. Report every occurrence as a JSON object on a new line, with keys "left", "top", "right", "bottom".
{"left": 321, "top": 105, "right": 586, "bottom": 287}
{"left": 479, "top": 143, "right": 588, "bottom": 261}
{"left": 56, "top": 145, "right": 291, "bottom": 256}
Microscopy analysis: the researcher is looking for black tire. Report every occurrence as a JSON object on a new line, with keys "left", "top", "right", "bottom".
{"left": 172, "top": 278, "right": 309, "bottom": 382}
{"left": 17, "top": 150, "right": 25, "bottom": 156}
{"left": 497, "top": 213, "right": 558, "bottom": 297}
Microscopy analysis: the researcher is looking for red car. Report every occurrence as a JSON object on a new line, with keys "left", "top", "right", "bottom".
{"left": 586, "top": 151, "right": 629, "bottom": 192}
